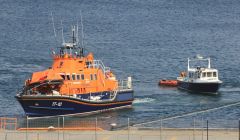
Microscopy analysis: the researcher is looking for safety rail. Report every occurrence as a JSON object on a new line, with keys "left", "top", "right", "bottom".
{"left": 118, "top": 77, "right": 132, "bottom": 90}
{"left": 0, "top": 117, "right": 17, "bottom": 130}
{"left": 88, "top": 60, "right": 111, "bottom": 75}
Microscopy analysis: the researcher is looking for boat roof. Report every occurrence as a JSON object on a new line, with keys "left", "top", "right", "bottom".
{"left": 188, "top": 68, "right": 218, "bottom": 72}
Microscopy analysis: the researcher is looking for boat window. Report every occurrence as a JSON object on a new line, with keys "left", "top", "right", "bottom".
{"left": 86, "top": 61, "right": 92, "bottom": 68}
{"left": 66, "top": 75, "right": 70, "bottom": 80}
{"left": 189, "top": 72, "right": 193, "bottom": 78}
{"left": 202, "top": 72, "right": 206, "bottom": 77}
{"left": 90, "top": 74, "right": 93, "bottom": 80}
{"left": 197, "top": 72, "right": 200, "bottom": 78}
{"left": 60, "top": 75, "right": 65, "bottom": 80}
{"left": 72, "top": 74, "right": 76, "bottom": 80}
{"left": 213, "top": 72, "right": 217, "bottom": 77}
{"left": 94, "top": 74, "right": 97, "bottom": 80}
{"left": 81, "top": 74, "right": 84, "bottom": 80}
{"left": 77, "top": 75, "right": 80, "bottom": 80}
{"left": 207, "top": 72, "right": 212, "bottom": 77}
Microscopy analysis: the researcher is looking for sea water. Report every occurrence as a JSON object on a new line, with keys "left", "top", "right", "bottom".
{"left": 0, "top": 0, "right": 240, "bottom": 128}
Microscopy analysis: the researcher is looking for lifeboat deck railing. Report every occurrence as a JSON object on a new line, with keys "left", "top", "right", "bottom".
{"left": 88, "top": 60, "right": 111, "bottom": 76}
{"left": 118, "top": 77, "right": 132, "bottom": 91}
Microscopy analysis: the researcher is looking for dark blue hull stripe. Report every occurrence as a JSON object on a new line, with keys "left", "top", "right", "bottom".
{"left": 16, "top": 90, "right": 134, "bottom": 117}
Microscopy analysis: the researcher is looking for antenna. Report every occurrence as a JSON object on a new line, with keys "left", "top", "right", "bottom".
{"left": 51, "top": 12, "right": 57, "bottom": 38}
{"left": 51, "top": 12, "right": 61, "bottom": 46}
{"left": 80, "top": 11, "right": 84, "bottom": 48}
{"left": 76, "top": 21, "right": 79, "bottom": 45}
{"left": 61, "top": 20, "right": 65, "bottom": 44}
{"left": 208, "top": 58, "right": 211, "bottom": 68}
{"left": 72, "top": 25, "right": 75, "bottom": 44}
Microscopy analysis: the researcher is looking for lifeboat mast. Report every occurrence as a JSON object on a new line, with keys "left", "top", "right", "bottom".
{"left": 59, "top": 25, "right": 84, "bottom": 58}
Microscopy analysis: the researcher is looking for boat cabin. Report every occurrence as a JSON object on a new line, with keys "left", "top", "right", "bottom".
{"left": 187, "top": 67, "right": 220, "bottom": 82}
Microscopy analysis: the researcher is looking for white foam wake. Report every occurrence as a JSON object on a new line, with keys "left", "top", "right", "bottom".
{"left": 220, "top": 87, "right": 240, "bottom": 92}
{"left": 133, "top": 98, "right": 155, "bottom": 104}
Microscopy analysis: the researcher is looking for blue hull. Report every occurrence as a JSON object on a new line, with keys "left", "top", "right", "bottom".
{"left": 178, "top": 81, "right": 221, "bottom": 93}
{"left": 16, "top": 90, "right": 134, "bottom": 117}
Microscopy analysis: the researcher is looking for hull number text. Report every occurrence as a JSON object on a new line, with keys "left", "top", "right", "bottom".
{"left": 52, "top": 102, "right": 62, "bottom": 107}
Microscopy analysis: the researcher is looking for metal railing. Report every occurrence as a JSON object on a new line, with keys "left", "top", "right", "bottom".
{"left": 118, "top": 80, "right": 130, "bottom": 90}
{"left": 0, "top": 117, "right": 240, "bottom": 140}
{"left": 0, "top": 117, "right": 17, "bottom": 131}
{"left": 88, "top": 60, "right": 111, "bottom": 75}
{"left": 118, "top": 77, "right": 132, "bottom": 90}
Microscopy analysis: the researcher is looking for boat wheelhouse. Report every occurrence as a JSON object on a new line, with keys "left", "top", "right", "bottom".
{"left": 15, "top": 25, "right": 134, "bottom": 117}
{"left": 177, "top": 55, "right": 222, "bottom": 94}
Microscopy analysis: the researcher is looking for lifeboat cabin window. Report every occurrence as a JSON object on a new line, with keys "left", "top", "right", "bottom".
{"left": 202, "top": 72, "right": 206, "bottom": 78}
{"left": 207, "top": 72, "right": 212, "bottom": 77}
{"left": 66, "top": 74, "right": 71, "bottom": 80}
{"left": 72, "top": 74, "right": 76, "bottom": 80}
{"left": 60, "top": 74, "right": 65, "bottom": 80}
{"left": 81, "top": 74, "right": 85, "bottom": 80}
{"left": 94, "top": 74, "right": 97, "bottom": 80}
{"left": 86, "top": 61, "right": 92, "bottom": 68}
{"left": 77, "top": 75, "right": 80, "bottom": 80}
{"left": 90, "top": 74, "right": 93, "bottom": 80}
{"left": 213, "top": 72, "right": 217, "bottom": 77}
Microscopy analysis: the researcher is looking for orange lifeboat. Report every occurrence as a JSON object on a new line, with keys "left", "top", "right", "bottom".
{"left": 159, "top": 80, "right": 178, "bottom": 87}
{"left": 15, "top": 24, "right": 134, "bottom": 117}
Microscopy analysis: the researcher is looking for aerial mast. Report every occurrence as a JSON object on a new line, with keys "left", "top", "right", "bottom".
{"left": 208, "top": 58, "right": 211, "bottom": 68}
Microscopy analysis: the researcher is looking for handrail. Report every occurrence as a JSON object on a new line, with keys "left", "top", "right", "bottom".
{"left": 118, "top": 77, "right": 132, "bottom": 90}
{"left": 0, "top": 117, "right": 17, "bottom": 130}
{"left": 88, "top": 60, "right": 111, "bottom": 76}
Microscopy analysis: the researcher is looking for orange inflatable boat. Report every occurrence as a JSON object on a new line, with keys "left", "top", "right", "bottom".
{"left": 159, "top": 80, "right": 178, "bottom": 87}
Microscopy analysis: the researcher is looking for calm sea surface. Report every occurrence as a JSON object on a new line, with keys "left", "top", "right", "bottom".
{"left": 0, "top": 0, "right": 240, "bottom": 128}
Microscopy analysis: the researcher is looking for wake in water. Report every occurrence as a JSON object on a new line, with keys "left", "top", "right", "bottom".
{"left": 133, "top": 98, "right": 156, "bottom": 104}
{"left": 219, "top": 86, "right": 240, "bottom": 92}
